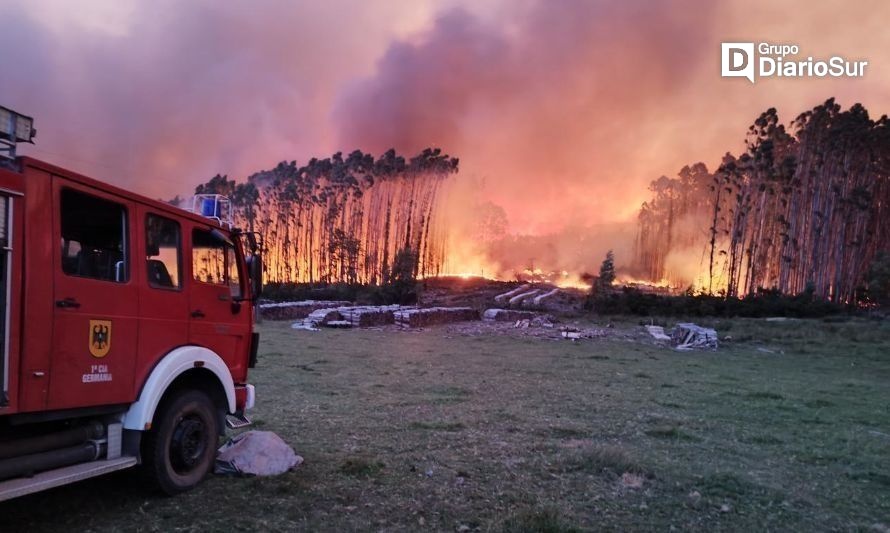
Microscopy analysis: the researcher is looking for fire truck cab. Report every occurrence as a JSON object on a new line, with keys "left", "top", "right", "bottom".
{"left": 0, "top": 107, "right": 261, "bottom": 500}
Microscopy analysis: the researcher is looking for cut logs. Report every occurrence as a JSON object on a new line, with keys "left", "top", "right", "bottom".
{"left": 260, "top": 300, "right": 352, "bottom": 320}
{"left": 338, "top": 305, "right": 405, "bottom": 327}
{"left": 493, "top": 284, "right": 564, "bottom": 309}
{"left": 532, "top": 288, "right": 560, "bottom": 306}
{"left": 508, "top": 289, "right": 540, "bottom": 306}
{"left": 393, "top": 307, "right": 479, "bottom": 328}
{"left": 292, "top": 305, "right": 479, "bottom": 329}
{"left": 494, "top": 285, "right": 532, "bottom": 303}
{"left": 305, "top": 308, "right": 342, "bottom": 325}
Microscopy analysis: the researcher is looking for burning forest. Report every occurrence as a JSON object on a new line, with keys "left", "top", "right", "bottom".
{"left": 3, "top": 2, "right": 890, "bottom": 531}
{"left": 190, "top": 148, "right": 458, "bottom": 285}
{"left": 7, "top": 1, "right": 890, "bottom": 307}
{"left": 634, "top": 98, "right": 890, "bottom": 303}
{"left": 182, "top": 97, "right": 890, "bottom": 308}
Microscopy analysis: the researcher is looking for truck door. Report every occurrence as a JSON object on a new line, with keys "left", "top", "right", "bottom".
{"left": 188, "top": 226, "right": 249, "bottom": 379}
{"left": 0, "top": 194, "right": 18, "bottom": 410}
{"left": 49, "top": 184, "right": 139, "bottom": 409}
{"left": 134, "top": 209, "right": 189, "bottom": 382}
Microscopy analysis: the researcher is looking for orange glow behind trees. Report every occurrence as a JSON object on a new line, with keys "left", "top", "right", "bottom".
{"left": 633, "top": 99, "right": 890, "bottom": 302}
{"left": 193, "top": 148, "right": 458, "bottom": 285}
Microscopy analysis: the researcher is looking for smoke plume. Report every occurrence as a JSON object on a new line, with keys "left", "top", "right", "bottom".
{"left": 2, "top": 0, "right": 889, "bottom": 280}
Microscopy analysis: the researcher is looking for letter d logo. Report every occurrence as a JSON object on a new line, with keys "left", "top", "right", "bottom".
{"left": 721, "top": 42, "right": 755, "bottom": 83}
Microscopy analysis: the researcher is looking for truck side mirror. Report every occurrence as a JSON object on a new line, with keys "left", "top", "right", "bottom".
{"left": 247, "top": 254, "right": 263, "bottom": 299}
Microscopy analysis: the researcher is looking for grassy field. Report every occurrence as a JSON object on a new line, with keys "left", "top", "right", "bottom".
{"left": 3, "top": 317, "right": 890, "bottom": 531}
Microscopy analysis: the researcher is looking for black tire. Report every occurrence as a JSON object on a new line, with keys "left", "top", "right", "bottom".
{"left": 141, "top": 389, "right": 220, "bottom": 495}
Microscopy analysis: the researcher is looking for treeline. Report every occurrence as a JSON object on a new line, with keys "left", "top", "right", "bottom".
{"left": 191, "top": 148, "right": 459, "bottom": 284}
{"left": 634, "top": 98, "right": 890, "bottom": 303}
{"left": 635, "top": 163, "right": 713, "bottom": 283}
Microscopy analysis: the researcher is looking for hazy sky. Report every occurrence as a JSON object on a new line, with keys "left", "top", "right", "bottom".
{"left": 2, "top": 0, "right": 888, "bottom": 238}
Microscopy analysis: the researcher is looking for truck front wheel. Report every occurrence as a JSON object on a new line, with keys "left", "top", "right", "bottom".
{"left": 141, "top": 389, "right": 220, "bottom": 495}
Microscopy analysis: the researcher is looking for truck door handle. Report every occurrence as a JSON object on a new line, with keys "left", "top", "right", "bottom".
{"left": 191, "top": 310, "right": 206, "bottom": 318}
{"left": 56, "top": 298, "right": 81, "bottom": 309}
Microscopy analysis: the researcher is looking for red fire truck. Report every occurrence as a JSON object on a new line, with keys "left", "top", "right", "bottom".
{"left": 0, "top": 106, "right": 262, "bottom": 500}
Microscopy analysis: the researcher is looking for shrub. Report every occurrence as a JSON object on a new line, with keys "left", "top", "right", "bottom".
{"left": 589, "top": 287, "right": 844, "bottom": 318}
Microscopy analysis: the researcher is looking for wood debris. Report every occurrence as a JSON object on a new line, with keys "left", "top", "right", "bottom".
{"left": 645, "top": 325, "right": 671, "bottom": 341}
{"left": 671, "top": 323, "right": 719, "bottom": 350}
{"left": 482, "top": 308, "right": 538, "bottom": 322}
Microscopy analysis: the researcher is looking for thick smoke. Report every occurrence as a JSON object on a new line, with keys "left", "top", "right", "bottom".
{"left": 0, "top": 0, "right": 427, "bottom": 197}
{"left": 333, "top": 1, "right": 720, "bottom": 274}
{"left": 332, "top": 0, "right": 890, "bottom": 278}
{"left": 3, "top": 0, "right": 888, "bottom": 280}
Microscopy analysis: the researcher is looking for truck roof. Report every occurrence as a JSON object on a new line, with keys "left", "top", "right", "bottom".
{"left": 17, "top": 156, "right": 230, "bottom": 230}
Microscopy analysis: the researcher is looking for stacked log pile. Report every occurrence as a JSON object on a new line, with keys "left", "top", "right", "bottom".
{"left": 296, "top": 304, "right": 482, "bottom": 329}
{"left": 394, "top": 307, "right": 479, "bottom": 328}
{"left": 338, "top": 305, "right": 406, "bottom": 327}
{"left": 305, "top": 308, "right": 342, "bottom": 325}
{"left": 260, "top": 300, "right": 352, "bottom": 320}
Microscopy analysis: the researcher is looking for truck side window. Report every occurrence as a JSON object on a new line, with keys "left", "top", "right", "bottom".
{"left": 192, "top": 229, "right": 226, "bottom": 285}
{"left": 227, "top": 245, "right": 241, "bottom": 299}
{"left": 192, "top": 229, "right": 242, "bottom": 298}
{"left": 60, "top": 189, "right": 128, "bottom": 283}
{"left": 145, "top": 214, "right": 181, "bottom": 289}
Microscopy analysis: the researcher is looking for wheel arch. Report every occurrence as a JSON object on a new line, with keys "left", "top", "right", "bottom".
{"left": 123, "top": 345, "right": 236, "bottom": 432}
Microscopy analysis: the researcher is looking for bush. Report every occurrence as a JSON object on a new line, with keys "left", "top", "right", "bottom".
{"left": 261, "top": 282, "right": 363, "bottom": 303}
{"left": 261, "top": 280, "right": 420, "bottom": 306}
{"left": 589, "top": 287, "right": 844, "bottom": 318}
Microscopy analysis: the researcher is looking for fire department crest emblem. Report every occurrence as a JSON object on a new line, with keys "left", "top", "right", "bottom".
{"left": 89, "top": 320, "right": 112, "bottom": 358}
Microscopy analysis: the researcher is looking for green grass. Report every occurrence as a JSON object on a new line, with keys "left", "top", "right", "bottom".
{"left": 2, "top": 317, "right": 889, "bottom": 531}
{"left": 338, "top": 456, "right": 385, "bottom": 477}
{"left": 557, "top": 444, "right": 648, "bottom": 476}
{"left": 503, "top": 507, "right": 582, "bottom": 533}
{"left": 409, "top": 421, "right": 466, "bottom": 431}
{"left": 645, "top": 424, "right": 699, "bottom": 442}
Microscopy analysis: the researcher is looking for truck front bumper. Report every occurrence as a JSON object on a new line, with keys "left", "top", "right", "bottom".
{"left": 234, "top": 383, "right": 255, "bottom": 412}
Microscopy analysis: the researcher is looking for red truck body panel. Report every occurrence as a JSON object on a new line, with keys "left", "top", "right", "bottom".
{"left": 0, "top": 156, "right": 252, "bottom": 417}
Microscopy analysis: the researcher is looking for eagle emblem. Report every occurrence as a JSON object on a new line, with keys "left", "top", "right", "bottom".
{"left": 89, "top": 320, "right": 112, "bottom": 358}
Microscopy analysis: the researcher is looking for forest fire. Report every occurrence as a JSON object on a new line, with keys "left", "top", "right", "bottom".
{"left": 615, "top": 276, "right": 675, "bottom": 290}
{"left": 632, "top": 99, "right": 890, "bottom": 303}
{"left": 194, "top": 148, "right": 459, "bottom": 285}
{"left": 5, "top": 1, "right": 889, "bottom": 307}
{"left": 192, "top": 96, "right": 889, "bottom": 306}
{"left": 188, "top": 98, "right": 889, "bottom": 307}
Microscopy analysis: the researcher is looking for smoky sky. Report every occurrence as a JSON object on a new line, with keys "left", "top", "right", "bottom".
{"left": 2, "top": 0, "right": 888, "bottom": 268}
{"left": 334, "top": 0, "right": 719, "bottom": 234}
{"left": 0, "top": 0, "right": 432, "bottom": 195}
